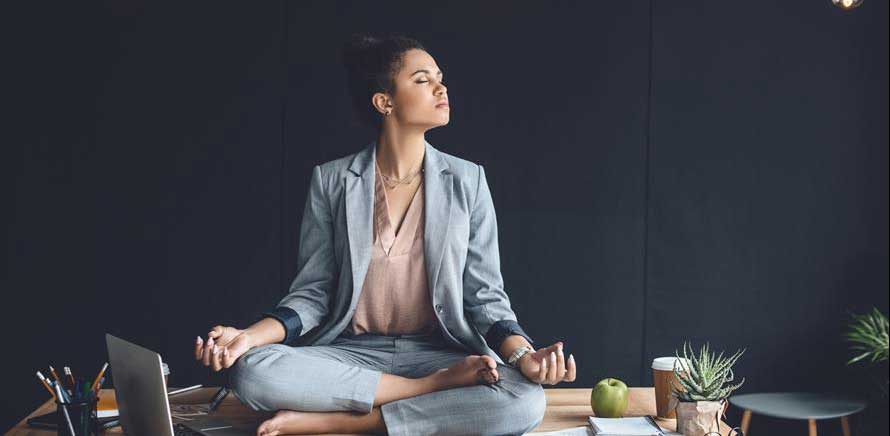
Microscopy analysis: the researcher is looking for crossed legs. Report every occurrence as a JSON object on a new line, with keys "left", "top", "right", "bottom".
{"left": 230, "top": 344, "right": 545, "bottom": 436}
{"left": 229, "top": 343, "right": 522, "bottom": 435}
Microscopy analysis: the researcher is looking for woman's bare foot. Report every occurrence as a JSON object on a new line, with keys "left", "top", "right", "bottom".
{"left": 256, "top": 408, "right": 385, "bottom": 436}
{"left": 431, "top": 355, "right": 499, "bottom": 390}
{"left": 256, "top": 410, "right": 325, "bottom": 436}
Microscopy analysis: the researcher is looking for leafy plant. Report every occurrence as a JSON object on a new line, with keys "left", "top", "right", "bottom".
{"left": 845, "top": 307, "right": 889, "bottom": 397}
{"left": 845, "top": 307, "right": 889, "bottom": 365}
{"left": 672, "top": 341, "right": 746, "bottom": 402}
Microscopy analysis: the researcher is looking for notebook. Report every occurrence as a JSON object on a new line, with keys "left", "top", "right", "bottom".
{"left": 97, "top": 393, "right": 119, "bottom": 418}
{"left": 95, "top": 385, "right": 191, "bottom": 418}
{"left": 528, "top": 426, "right": 592, "bottom": 435}
{"left": 588, "top": 416, "right": 664, "bottom": 436}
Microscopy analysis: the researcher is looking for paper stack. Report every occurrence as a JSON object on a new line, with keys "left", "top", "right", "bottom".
{"left": 97, "top": 394, "right": 118, "bottom": 418}
{"left": 587, "top": 416, "right": 665, "bottom": 436}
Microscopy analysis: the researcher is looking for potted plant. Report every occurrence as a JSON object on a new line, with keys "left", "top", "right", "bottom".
{"left": 844, "top": 306, "right": 889, "bottom": 397}
{"left": 669, "top": 342, "right": 746, "bottom": 436}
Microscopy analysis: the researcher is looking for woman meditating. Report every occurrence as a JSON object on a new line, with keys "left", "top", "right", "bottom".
{"left": 192, "top": 32, "right": 577, "bottom": 436}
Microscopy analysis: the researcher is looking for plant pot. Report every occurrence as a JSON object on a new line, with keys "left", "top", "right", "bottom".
{"left": 673, "top": 399, "right": 725, "bottom": 436}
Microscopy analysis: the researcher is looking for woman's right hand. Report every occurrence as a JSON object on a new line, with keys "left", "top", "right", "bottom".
{"left": 194, "top": 325, "right": 255, "bottom": 372}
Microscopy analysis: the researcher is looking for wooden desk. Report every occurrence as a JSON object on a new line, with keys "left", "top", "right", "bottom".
{"left": 6, "top": 388, "right": 271, "bottom": 436}
{"left": 536, "top": 388, "right": 731, "bottom": 434}
{"left": 7, "top": 387, "right": 732, "bottom": 435}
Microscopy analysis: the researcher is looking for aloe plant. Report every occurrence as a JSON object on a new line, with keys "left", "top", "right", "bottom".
{"left": 845, "top": 307, "right": 889, "bottom": 365}
{"left": 672, "top": 341, "right": 746, "bottom": 402}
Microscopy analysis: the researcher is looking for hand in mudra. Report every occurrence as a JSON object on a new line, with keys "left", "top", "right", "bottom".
{"left": 194, "top": 325, "right": 254, "bottom": 372}
{"left": 517, "top": 342, "right": 577, "bottom": 385}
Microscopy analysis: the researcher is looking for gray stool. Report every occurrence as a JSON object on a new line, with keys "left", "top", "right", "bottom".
{"left": 729, "top": 392, "right": 867, "bottom": 436}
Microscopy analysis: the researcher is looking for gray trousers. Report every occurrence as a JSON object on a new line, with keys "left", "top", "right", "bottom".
{"left": 228, "top": 328, "right": 547, "bottom": 436}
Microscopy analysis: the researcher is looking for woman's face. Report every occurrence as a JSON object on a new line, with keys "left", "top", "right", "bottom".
{"left": 374, "top": 48, "right": 449, "bottom": 129}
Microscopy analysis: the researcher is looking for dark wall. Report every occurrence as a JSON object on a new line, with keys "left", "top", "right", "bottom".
{"left": 3, "top": 0, "right": 285, "bottom": 428}
{"left": 645, "top": 2, "right": 888, "bottom": 433}
{"left": 3, "top": 1, "right": 887, "bottom": 434}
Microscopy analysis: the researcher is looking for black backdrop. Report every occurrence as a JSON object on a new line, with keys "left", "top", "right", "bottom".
{"left": 3, "top": 1, "right": 887, "bottom": 434}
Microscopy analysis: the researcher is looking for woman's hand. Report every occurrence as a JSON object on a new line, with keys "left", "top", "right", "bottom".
{"left": 517, "top": 342, "right": 577, "bottom": 385}
{"left": 194, "top": 325, "right": 254, "bottom": 372}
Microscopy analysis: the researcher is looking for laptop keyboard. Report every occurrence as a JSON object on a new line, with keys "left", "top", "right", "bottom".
{"left": 174, "top": 422, "right": 205, "bottom": 436}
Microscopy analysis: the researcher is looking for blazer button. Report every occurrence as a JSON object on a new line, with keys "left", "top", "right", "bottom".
{"left": 435, "top": 304, "right": 444, "bottom": 313}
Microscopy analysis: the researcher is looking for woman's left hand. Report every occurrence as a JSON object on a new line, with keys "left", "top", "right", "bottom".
{"left": 517, "top": 342, "right": 577, "bottom": 385}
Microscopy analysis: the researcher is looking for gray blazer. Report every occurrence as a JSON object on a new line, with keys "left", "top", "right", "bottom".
{"left": 261, "top": 139, "right": 533, "bottom": 365}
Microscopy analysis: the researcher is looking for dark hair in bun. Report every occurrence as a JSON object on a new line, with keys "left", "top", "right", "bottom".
{"left": 340, "top": 32, "right": 426, "bottom": 130}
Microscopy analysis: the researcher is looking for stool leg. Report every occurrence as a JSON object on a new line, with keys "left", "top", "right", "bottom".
{"left": 808, "top": 419, "right": 817, "bottom": 436}
{"left": 841, "top": 416, "right": 851, "bottom": 436}
{"left": 740, "top": 410, "right": 751, "bottom": 434}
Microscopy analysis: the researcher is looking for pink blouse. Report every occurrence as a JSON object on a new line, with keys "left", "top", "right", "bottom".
{"left": 347, "top": 167, "right": 440, "bottom": 336}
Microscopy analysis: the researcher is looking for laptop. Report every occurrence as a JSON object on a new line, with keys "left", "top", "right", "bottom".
{"left": 105, "top": 333, "right": 254, "bottom": 436}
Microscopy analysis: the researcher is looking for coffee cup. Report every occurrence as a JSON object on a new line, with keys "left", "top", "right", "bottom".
{"left": 161, "top": 362, "right": 170, "bottom": 387}
{"left": 652, "top": 357, "right": 689, "bottom": 419}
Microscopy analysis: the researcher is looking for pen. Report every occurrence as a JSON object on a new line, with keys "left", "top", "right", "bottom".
{"left": 53, "top": 382, "right": 77, "bottom": 436}
{"left": 101, "top": 419, "right": 121, "bottom": 429}
{"left": 59, "top": 380, "right": 72, "bottom": 403}
{"left": 645, "top": 415, "right": 665, "bottom": 436}
{"left": 35, "top": 371, "right": 57, "bottom": 400}
{"left": 208, "top": 387, "right": 229, "bottom": 411}
{"left": 51, "top": 366, "right": 73, "bottom": 397}
{"left": 51, "top": 380, "right": 71, "bottom": 403}
{"left": 64, "top": 366, "right": 76, "bottom": 388}
{"left": 82, "top": 379, "right": 92, "bottom": 399}
{"left": 167, "top": 384, "right": 203, "bottom": 397}
{"left": 48, "top": 380, "right": 61, "bottom": 401}
{"left": 90, "top": 362, "right": 108, "bottom": 393}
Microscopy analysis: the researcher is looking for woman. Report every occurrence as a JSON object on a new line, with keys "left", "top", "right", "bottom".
{"left": 193, "top": 33, "right": 577, "bottom": 436}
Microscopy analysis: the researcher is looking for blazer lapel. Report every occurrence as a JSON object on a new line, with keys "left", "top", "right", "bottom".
{"left": 422, "top": 140, "right": 452, "bottom": 306}
{"left": 344, "top": 139, "right": 452, "bottom": 313}
{"left": 345, "top": 141, "right": 376, "bottom": 313}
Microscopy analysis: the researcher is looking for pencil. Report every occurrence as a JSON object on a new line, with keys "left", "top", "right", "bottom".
{"left": 35, "top": 371, "right": 57, "bottom": 400}
{"left": 90, "top": 362, "right": 108, "bottom": 392}
{"left": 49, "top": 365, "right": 63, "bottom": 384}
{"left": 94, "top": 375, "right": 107, "bottom": 396}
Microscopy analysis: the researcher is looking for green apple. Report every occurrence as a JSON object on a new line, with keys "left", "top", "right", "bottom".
{"left": 590, "top": 378, "right": 629, "bottom": 417}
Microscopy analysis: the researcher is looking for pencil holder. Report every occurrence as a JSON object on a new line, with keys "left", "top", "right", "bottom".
{"left": 56, "top": 397, "right": 98, "bottom": 436}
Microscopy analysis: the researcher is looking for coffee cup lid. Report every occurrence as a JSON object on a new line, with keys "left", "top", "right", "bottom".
{"left": 652, "top": 357, "right": 690, "bottom": 371}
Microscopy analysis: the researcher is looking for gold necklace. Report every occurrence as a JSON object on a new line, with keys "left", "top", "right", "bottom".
{"left": 376, "top": 160, "right": 424, "bottom": 190}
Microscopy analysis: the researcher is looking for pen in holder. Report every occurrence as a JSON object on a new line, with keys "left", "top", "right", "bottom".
{"left": 55, "top": 395, "right": 99, "bottom": 436}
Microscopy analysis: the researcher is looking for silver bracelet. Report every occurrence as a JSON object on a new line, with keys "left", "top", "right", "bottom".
{"left": 507, "top": 345, "right": 535, "bottom": 368}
